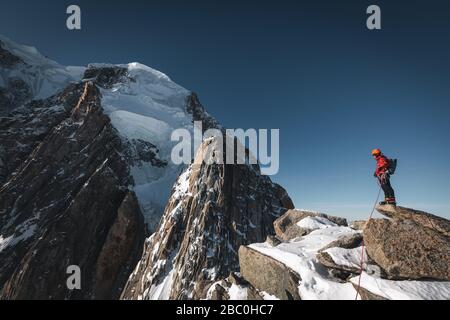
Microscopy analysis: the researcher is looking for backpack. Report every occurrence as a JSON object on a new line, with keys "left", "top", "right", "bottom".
{"left": 388, "top": 158, "right": 397, "bottom": 175}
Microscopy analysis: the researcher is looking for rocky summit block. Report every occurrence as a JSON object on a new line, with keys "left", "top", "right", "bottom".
{"left": 376, "top": 204, "right": 450, "bottom": 238}
{"left": 364, "top": 218, "right": 450, "bottom": 281}
{"left": 273, "top": 209, "right": 348, "bottom": 241}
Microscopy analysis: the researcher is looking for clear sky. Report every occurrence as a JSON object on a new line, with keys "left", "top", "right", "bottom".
{"left": 1, "top": 0, "right": 449, "bottom": 220}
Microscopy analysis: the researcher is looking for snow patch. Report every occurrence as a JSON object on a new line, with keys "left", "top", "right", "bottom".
{"left": 297, "top": 216, "right": 337, "bottom": 231}
{"left": 228, "top": 284, "right": 248, "bottom": 300}
{"left": 249, "top": 226, "right": 361, "bottom": 300}
{"left": 324, "top": 246, "right": 364, "bottom": 270}
{"left": 260, "top": 291, "right": 280, "bottom": 300}
{"left": 97, "top": 62, "right": 195, "bottom": 229}
{"left": 0, "top": 218, "right": 37, "bottom": 253}
{"left": 145, "top": 269, "right": 175, "bottom": 300}
{"left": 350, "top": 272, "right": 450, "bottom": 300}
{"left": 0, "top": 34, "right": 84, "bottom": 100}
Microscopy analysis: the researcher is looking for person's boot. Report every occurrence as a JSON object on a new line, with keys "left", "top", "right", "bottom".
{"left": 386, "top": 197, "right": 396, "bottom": 206}
{"left": 379, "top": 200, "right": 388, "bottom": 205}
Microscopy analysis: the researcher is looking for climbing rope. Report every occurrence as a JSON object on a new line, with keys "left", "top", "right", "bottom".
{"left": 354, "top": 175, "right": 442, "bottom": 300}
{"left": 354, "top": 183, "right": 382, "bottom": 300}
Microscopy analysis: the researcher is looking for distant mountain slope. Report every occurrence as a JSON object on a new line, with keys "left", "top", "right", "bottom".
{"left": 0, "top": 35, "right": 217, "bottom": 299}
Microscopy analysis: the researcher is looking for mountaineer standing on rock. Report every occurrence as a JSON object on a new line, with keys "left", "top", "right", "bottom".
{"left": 372, "top": 149, "right": 397, "bottom": 205}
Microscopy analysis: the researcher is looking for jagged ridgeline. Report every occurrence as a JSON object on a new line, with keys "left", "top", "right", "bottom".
{"left": 122, "top": 137, "right": 293, "bottom": 299}
{"left": 1, "top": 35, "right": 449, "bottom": 301}
{"left": 0, "top": 35, "right": 292, "bottom": 299}
{"left": 0, "top": 35, "right": 213, "bottom": 298}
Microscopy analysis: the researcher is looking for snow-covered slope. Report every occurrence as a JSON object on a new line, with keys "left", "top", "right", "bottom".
{"left": 0, "top": 34, "right": 84, "bottom": 100}
{"left": 250, "top": 225, "right": 360, "bottom": 299}
{"left": 1, "top": 35, "right": 220, "bottom": 298}
{"left": 87, "top": 62, "right": 203, "bottom": 230}
{"left": 1, "top": 35, "right": 218, "bottom": 233}
{"left": 245, "top": 214, "right": 450, "bottom": 300}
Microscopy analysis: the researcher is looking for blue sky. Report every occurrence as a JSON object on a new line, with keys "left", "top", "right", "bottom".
{"left": 1, "top": 0, "right": 449, "bottom": 220}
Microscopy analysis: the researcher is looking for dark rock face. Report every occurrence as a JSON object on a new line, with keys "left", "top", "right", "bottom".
{"left": 0, "top": 41, "right": 24, "bottom": 67}
{"left": 121, "top": 138, "right": 294, "bottom": 299}
{"left": 124, "top": 139, "right": 167, "bottom": 168}
{"left": 273, "top": 209, "right": 347, "bottom": 241}
{"left": 364, "top": 218, "right": 450, "bottom": 281}
{"left": 0, "top": 81, "right": 145, "bottom": 299}
{"left": 238, "top": 245, "right": 301, "bottom": 300}
{"left": 0, "top": 78, "right": 32, "bottom": 116}
{"left": 83, "top": 65, "right": 129, "bottom": 89}
{"left": 0, "top": 87, "right": 75, "bottom": 185}
{"left": 0, "top": 41, "right": 30, "bottom": 116}
{"left": 186, "top": 92, "right": 221, "bottom": 132}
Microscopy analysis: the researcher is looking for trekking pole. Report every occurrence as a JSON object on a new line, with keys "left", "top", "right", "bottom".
{"left": 354, "top": 183, "right": 382, "bottom": 300}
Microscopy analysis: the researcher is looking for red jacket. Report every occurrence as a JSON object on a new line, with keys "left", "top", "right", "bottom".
{"left": 375, "top": 155, "right": 389, "bottom": 176}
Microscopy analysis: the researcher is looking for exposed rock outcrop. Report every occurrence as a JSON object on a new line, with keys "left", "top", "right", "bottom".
{"left": 316, "top": 246, "right": 385, "bottom": 279}
{"left": 83, "top": 65, "right": 129, "bottom": 89}
{"left": 319, "top": 233, "right": 363, "bottom": 252}
{"left": 364, "top": 217, "right": 450, "bottom": 281}
{"left": 235, "top": 206, "right": 450, "bottom": 300}
{"left": 273, "top": 209, "right": 347, "bottom": 241}
{"left": 121, "top": 137, "right": 293, "bottom": 299}
{"left": 0, "top": 40, "right": 24, "bottom": 67}
{"left": 238, "top": 245, "right": 301, "bottom": 300}
{"left": 2, "top": 35, "right": 242, "bottom": 300}
{"left": 350, "top": 220, "right": 367, "bottom": 231}
{"left": 0, "top": 81, "right": 146, "bottom": 299}
{"left": 376, "top": 205, "right": 450, "bottom": 238}
{"left": 186, "top": 92, "right": 221, "bottom": 132}
{"left": 207, "top": 272, "right": 264, "bottom": 300}
{"left": 351, "top": 284, "right": 387, "bottom": 300}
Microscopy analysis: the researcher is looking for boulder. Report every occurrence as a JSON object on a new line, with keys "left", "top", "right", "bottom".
{"left": 207, "top": 272, "right": 263, "bottom": 300}
{"left": 238, "top": 245, "right": 301, "bottom": 300}
{"left": 376, "top": 205, "right": 450, "bottom": 238}
{"left": 350, "top": 220, "right": 367, "bottom": 231}
{"left": 266, "top": 235, "right": 282, "bottom": 247}
{"left": 364, "top": 218, "right": 450, "bottom": 281}
{"left": 352, "top": 284, "right": 387, "bottom": 300}
{"left": 319, "top": 233, "right": 363, "bottom": 252}
{"left": 317, "top": 246, "right": 385, "bottom": 279}
{"left": 274, "top": 209, "right": 347, "bottom": 241}
{"left": 317, "top": 251, "right": 361, "bottom": 275}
